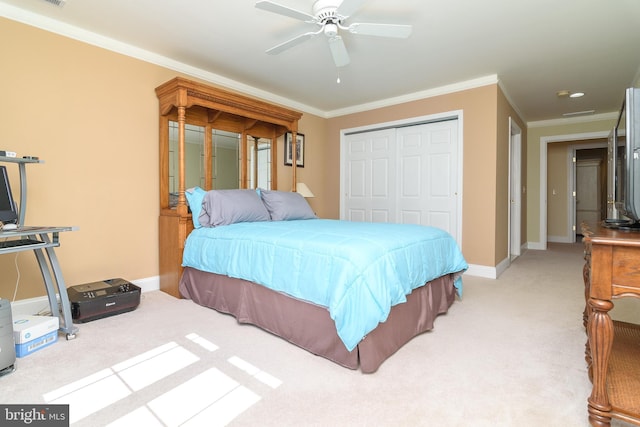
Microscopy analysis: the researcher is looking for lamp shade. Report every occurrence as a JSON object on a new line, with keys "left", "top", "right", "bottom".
{"left": 295, "top": 182, "right": 315, "bottom": 198}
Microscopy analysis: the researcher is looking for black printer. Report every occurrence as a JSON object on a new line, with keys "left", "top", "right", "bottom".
{"left": 67, "top": 278, "right": 141, "bottom": 323}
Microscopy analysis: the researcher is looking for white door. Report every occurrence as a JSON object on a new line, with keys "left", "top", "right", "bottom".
{"left": 343, "top": 119, "right": 459, "bottom": 241}
{"left": 576, "top": 159, "right": 601, "bottom": 226}
{"left": 509, "top": 119, "right": 522, "bottom": 260}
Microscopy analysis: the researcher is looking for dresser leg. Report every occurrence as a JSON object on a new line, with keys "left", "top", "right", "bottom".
{"left": 587, "top": 298, "right": 614, "bottom": 427}
{"left": 583, "top": 255, "right": 593, "bottom": 379}
{"left": 588, "top": 406, "right": 612, "bottom": 427}
{"left": 583, "top": 259, "right": 591, "bottom": 329}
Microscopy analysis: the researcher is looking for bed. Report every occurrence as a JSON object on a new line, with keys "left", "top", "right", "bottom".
{"left": 156, "top": 77, "right": 467, "bottom": 372}
{"left": 177, "top": 188, "right": 467, "bottom": 373}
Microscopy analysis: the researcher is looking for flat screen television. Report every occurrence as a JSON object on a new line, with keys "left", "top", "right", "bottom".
{"left": 607, "top": 87, "right": 640, "bottom": 229}
{"left": 0, "top": 165, "right": 18, "bottom": 225}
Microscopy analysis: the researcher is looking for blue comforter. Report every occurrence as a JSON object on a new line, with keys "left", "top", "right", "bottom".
{"left": 182, "top": 219, "right": 467, "bottom": 351}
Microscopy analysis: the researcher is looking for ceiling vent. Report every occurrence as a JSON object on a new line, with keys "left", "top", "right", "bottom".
{"left": 43, "top": 0, "right": 66, "bottom": 6}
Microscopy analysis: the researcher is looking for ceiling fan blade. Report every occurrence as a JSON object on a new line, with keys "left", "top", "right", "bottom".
{"left": 255, "top": 1, "right": 315, "bottom": 22}
{"left": 266, "top": 31, "right": 318, "bottom": 55}
{"left": 348, "top": 23, "right": 413, "bottom": 38}
{"left": 328, "top": 36, "right": 350, "bottom": 68}
{"left": 337, "top": 0, "right": 367, "bottom": 18}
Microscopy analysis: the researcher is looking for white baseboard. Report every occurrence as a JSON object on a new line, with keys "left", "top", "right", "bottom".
{"left": 495, "top": 257, "right": 511, "bottom": 278}
{"left": 465, "top": 264, "right": 498, "bottom": 279}
{"left": 548, "top": 235, "right": 574, "bottom": 243}
{"left": 131, "top": 276, "right": 160, "bottom": 293}
{"left": 465, "top": 251, "right": 525, "bottom": 280}
{"left": 527, "top": 241, "right": 546, "bottom": 250}
{"left": 10, "top": 275, "right": 160, "bottom": 318}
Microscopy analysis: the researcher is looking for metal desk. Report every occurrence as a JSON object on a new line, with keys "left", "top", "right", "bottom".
{"left": 0, "top": 226, "right": 79, "bottom": 339}
{"left": 1, "top": 156, "right": 78, "bottom": 339}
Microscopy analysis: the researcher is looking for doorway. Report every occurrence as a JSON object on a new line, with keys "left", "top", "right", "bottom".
{"left": 574, "top": 147, "right": 607, "bottom": 239}
{"left": 539, "top": 131, "right": 610, "bottom": 248}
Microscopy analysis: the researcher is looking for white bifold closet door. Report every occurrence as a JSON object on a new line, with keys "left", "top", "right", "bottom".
{"left": 342, "top": 119, "right": 459, "bottom": 241}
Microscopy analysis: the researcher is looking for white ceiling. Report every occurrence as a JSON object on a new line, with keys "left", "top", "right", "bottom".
{"left": 2, "top": 0, "right": 640, "bottom": 123}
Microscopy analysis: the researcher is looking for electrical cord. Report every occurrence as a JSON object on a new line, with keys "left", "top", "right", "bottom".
{"left": 12, "top": 251, "right": 20, "bottom": 302}
{"left": 0, "top": 236, "right": 22, "bottom": 302}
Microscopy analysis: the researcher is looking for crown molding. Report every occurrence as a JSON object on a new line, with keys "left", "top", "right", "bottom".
{"left": 527, "top": 111, "right": 618, "bottom": 128}
{"left": 496, "top": 79, "right": 527, "bottom": 123}
{"left": 324, "top": 75, "right": 500, "bottom": 118}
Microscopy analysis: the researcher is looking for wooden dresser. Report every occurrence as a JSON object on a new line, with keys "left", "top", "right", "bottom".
{"left": 582, "top": 222, "right": 640, "bottom": 426}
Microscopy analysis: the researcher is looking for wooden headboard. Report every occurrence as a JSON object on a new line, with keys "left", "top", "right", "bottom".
{"left": 156, "top": 77, "right": 302, "bottom": 297}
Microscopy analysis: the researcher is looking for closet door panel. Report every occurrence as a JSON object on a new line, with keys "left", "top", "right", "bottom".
{"left": 344, "top": 129, "right": 396, "bottom": 222}
{"left": 342, "top": 119, "right": 459, "bottom": 241}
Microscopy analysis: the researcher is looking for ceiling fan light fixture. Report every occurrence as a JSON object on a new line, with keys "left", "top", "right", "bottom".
{"left": 324, "top": 23, "right": 338, "bottom": 37}
{"left": 557, "top": 90, "right": 585, "bottom": 99}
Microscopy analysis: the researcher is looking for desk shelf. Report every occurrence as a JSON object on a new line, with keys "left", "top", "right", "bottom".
{"left": 0, "top": 155, "right": 41, "bottom": 164}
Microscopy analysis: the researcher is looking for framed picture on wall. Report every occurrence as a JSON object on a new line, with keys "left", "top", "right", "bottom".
{"left": 284, "top": 132, "right": 305, "bottom": 167}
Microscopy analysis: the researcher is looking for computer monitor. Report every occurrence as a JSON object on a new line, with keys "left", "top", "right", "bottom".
{"left": 0, "top": 166, "right": 18, "bottom": 225}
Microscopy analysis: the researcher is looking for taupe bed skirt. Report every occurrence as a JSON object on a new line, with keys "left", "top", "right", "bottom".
{"left": 179, "top": 267, "right": 456, "bottom": 373}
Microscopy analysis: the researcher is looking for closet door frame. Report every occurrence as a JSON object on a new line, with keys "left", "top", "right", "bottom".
{"left": 339, "top": 110, "right": 463, "bottom": 246}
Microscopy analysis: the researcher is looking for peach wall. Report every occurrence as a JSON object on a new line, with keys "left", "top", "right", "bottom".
{"left": 1, "top": 17, "right": 172, "bottom": 299}
{"left": 0, "top": 17, "right": 319, "bottom": 299}
{"left": 326, "top": 85, "right": 502, "bottom": 266}
{"left": 275, "top": 113, "right": 328, "bottom": 217}
{"left": 1, "top": 16, "right": 521, "bottom": 301}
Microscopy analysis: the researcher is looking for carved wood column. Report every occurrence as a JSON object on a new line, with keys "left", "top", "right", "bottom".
{"left": 252, "top": 137, "right": 259, "bottom": 188}
{"left": 204, "top": 124, "right": 212, "bottom": 190}
{"left": 177, "top": 105, "right": 187, "bottom": 216}
{"left": 291, "top": 131, "right": 297, "bottom": 191}
{"left": 587, "top": 297, "right": 614, "bottom": 427}
{"left": 271, "top": 128, "right": 277, "bottom": 188}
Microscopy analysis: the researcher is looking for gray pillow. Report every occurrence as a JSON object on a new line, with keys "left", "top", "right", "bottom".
{"left": 199, "top": 189, "right": 271, "bottom": 227}
{"left": 260, "top": 189, "right": 317, "bottom": 221}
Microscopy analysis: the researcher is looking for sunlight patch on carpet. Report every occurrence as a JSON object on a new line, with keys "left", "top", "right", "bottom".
{"left": 228, "top": 356, "right": 282, "bottom": 389}
{"left": 186, "top": 332, "right": 219, "bottom": 352}
{"left": 113, "top": 342, "right": 199, "bottom": 391}
{"left": 106, "top": 407, "right": 163, "bottom": 427}
{"left": 147, "top": 367, "right": 259, "bottom": 426}
{"left": 183, "top": 385, "right": 261, "bottom": 427}
{"left": 42, "top": 342, "right": 199, "bottom": 423}
{"left": 41, "top": 335, "right": 280, "bottom": 425}
{"left": 43, "top": 369, "right": 132, "bottom": 424}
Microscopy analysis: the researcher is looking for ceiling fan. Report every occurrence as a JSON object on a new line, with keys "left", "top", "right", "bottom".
{"left": 255, "top": 0, "right": 413, "bottom": 68}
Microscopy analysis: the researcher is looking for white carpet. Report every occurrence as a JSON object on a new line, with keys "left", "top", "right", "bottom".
{"left": 0, "top": 242, "right": 631, "bottom": 426}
